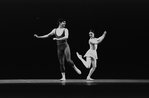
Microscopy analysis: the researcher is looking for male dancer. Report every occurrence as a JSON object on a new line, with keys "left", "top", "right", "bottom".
{"left": 34, "top": 19, "right": 81, "bottom": 81}
{"left": 76, "top": 30, "right": 107, "bottom": 80}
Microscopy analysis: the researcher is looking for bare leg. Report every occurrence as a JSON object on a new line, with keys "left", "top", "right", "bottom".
{"left": 87, "top": 58, "right": 97, "bottom": 81}
{"left": 76, "top": 52, "right": 91, "bottom": 68}
{"left": 65, "top": 46, "right": 81, "bottom": 74}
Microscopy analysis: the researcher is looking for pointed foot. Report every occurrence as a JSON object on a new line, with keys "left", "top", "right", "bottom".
{"left": 74, "top": 66, "right": 81, "bottom": 75}
{"left": 76, "top": 52, "right": 82, "bottom": 60}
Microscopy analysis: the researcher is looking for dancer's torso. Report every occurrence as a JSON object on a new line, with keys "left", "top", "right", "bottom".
{"left": 89, "top": 38, "right": 98, "bottom": 50}
{"left": 55, "top": 28, "right": 67, "bottom": 45}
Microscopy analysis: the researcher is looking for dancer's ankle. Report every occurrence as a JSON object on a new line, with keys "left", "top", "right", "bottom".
{"left": 87, "top": 77, "right": 94, "bottom": 80}
{"left": 60, "top": 78, "right": 66, "bottom": 81}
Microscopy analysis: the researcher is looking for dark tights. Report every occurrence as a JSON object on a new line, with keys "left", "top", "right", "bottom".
{"left": 57, "top": 43, "right": 74, "bottom": 73}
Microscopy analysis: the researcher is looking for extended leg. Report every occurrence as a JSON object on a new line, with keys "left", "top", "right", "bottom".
{"left": 65, "top": 46, "right": 81, "bottom": 74}
{"left": 87, "top": 58, "right": 97, "bottom": 81}
{"left": 76, "top": 52, "right": 91, "bottom": 68}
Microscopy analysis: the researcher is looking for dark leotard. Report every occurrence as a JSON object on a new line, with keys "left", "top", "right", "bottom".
{"left": 55, "top": 28, "right": 74, "bottom": 73}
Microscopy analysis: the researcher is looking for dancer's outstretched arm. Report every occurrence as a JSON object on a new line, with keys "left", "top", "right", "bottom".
{"left": 34, "top": 29, "right": 56, "bottom": 38}
{"left": 53, "top": 29, "right": 68, "bottom": 40}
{"left": 97, "top": 31, "right": 107, "bottom": 43}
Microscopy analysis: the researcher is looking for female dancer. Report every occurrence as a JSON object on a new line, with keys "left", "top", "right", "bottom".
{"left": 76, "top": 30, "right": 107, "bottom": 80}
{"left": 34, "top": 19, "right": 81, "bottom": 81}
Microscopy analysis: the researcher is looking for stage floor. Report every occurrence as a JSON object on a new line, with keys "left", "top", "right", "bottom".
{"left": 0, "top": 79, "right": 149, "bottom": 85}
{"left": 0, "top": 79, "right": 149, "bottom": 98}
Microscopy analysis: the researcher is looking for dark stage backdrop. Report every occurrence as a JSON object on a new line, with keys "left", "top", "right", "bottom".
{"left": 0, "top": 0, "right": 149, "bottom": 79}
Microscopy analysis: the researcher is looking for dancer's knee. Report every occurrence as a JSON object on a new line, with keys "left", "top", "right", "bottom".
{"left": 92, "top": 63, "right": 97, "bottom": 68}
{"left": 86, "top": 63, "right": 91, "bottom": 69}
{"left": 92, "top": 65, "right": 97, "bottom": 69}
{"left": 67, "top": 59, "right": 74, "bottom": 66}
{"left": 86, "top": 57, "right": 92, "bottom": 68}
{"left": 66, "top": 57, "right": 72, "bottom": 63}
{"left": 91, "top": 59, "right": 97, "bottom": 68}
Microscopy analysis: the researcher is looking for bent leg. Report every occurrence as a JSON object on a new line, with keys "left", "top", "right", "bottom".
{"left": 87, "top": 58, "right": 97, "bottom": 80}
{"left": 65, "top": 45, "right": 74, "bottom": 65}
{"left": 86, "top": 57, "right": 92, "bottom": 68}
{"left": 65, "top": 45, "right": 81, "bottom": 74}
{"left": 76, "top": 52, "right": 91, "bottom": 68}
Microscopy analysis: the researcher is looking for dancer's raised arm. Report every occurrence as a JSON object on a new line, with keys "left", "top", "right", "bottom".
{"left": 53, "top": 29, "right": 68, "bottom": 40}
{"left": 97, "top": 31, "right": 107, "bottom": 43}
{"left": 34, "top": 29, "right": 56, "bottom": 38}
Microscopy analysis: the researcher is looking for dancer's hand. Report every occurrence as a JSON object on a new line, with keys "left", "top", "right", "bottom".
{"left": 104, "top": 31, "right": 107, "bottom": 35}
{"left": 53, "top": 38, "right": 57, "bottom": 40}
{"left": 34, "top": 34, "right": 38, "bottom": 38}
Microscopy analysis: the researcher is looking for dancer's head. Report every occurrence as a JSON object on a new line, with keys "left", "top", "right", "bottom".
{"left": 58, "top": 18, "right": 66, "bottom": 28}
{"left": 89, "top": 29, "right": 95, "bottom": 38}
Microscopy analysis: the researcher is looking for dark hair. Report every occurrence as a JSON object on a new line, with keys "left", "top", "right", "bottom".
{"left": 57, "top": 18, "right": 66, "bottom": 25}
{"left": 90, "top": 29, "right": 94, "bottom": 33}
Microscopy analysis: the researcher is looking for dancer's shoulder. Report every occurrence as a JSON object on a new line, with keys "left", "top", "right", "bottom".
{"left": 89, "top": 38, "right": 98, "bottom": 44}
